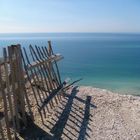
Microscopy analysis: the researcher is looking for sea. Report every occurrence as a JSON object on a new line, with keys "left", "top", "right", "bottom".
{"left": 0, "top": 33, "right": 140, "bottom": 95}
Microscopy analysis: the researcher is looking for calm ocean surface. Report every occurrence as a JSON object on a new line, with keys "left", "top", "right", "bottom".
{"left": 0, "top": 33, "right": 140, "bottom": 95}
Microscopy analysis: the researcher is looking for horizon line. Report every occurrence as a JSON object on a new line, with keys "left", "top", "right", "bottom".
{"left": 0, "top": 32, "right": 140, "bottom": 34}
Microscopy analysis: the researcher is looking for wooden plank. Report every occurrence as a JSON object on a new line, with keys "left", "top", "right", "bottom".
{"left": 18, "top": 47, "right": 33, "bottom": 120}
{"left": 8, "top": 46, "right": 20, "bottom": 132}
{"left": 47, "top": 41, "right": 62, "bottom": 85}
{"left": 3, "top": 48, "right": 17, "bottom": 139}
{"left": 14, "top": 45, "right": 27, "bottom": 126}
{"left": 27, "top": 54, "right": 63, "bottom": 70}
{"left": 0, "top": 67, "right": 12, "bottom": 140}
{"left": 0, "top": 120, "right": 5, "bottom": 140}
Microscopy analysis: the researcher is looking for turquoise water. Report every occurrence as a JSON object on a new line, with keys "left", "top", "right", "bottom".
{"left": 0, "top": 33, "right": 140, "bottom": 95}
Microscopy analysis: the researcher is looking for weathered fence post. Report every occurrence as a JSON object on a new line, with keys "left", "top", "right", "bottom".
{"left": 11, "top": 45, "right": 27, "bottom": 126}
{"left": 8, "top": 45, "right": 27, "bottom": 131}
{"left": 0, "top": 68, "right": 12, "bottom": 140}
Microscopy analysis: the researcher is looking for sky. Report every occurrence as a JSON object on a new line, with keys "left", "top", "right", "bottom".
{"left": 0, "top": 0, "right": 140, "bottom": 33}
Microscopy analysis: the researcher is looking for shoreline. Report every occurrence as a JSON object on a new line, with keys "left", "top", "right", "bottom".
{"left": 79, "top": 85, "right": 140, "bottom": 97}
{"left": 78, "top": 84, "right": 140, "bottom": 96}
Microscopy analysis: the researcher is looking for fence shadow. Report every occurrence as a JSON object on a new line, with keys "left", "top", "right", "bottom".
{"left": 19, "top": 86, "right": 97, "bottom": 140}
{"left": 20, "top": 116, "right": 53, "bottom": 140}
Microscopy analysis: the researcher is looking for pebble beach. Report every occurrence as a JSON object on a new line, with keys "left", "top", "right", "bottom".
{"left": 20, "top": 86, "right": 140, "bottom": 140}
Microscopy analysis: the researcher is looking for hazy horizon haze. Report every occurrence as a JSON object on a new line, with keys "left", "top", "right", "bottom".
{"left": 0, "top": 0, "right": 140, "bottom": 33}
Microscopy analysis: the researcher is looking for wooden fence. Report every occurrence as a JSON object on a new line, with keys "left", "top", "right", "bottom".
{"left": 0, "top": 42, "right": 64, "bottom": 139}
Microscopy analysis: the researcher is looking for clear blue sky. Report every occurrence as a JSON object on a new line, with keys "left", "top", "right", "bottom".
{"left": 0, "top": 0, "right": 140, "bottom": 33}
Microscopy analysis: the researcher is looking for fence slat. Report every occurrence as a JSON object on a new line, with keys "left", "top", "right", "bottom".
{"left": 8, "top": 46, "right": 20, "bottom": 132}
{"left": 0, "top": 121, "right": 5, "bottom": 140}
{"left": 3, "top": 48, "right": 17, "bottom": 139}
{"left": 0, "top": 67, "right": 12, "bottom": 140}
